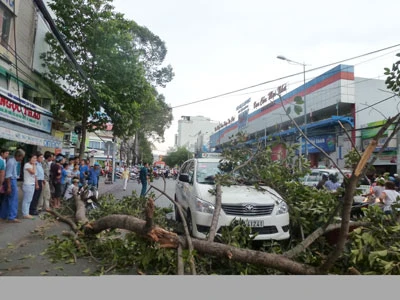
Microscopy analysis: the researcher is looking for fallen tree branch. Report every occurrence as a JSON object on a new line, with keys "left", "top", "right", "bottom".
{"left": 86, "top": 214, "right": 321, "bottom": 275}
{"left": 46, "top": 208, "right": 79, "bottom": 233}
{"left": 148, "top": 184, "right": 197, "bottom": 275}
{"left": 284, "top": 221, "right": 370, "bottom": 258}
{"left": 208, "top": 183, "right": 222, "bottom": 242}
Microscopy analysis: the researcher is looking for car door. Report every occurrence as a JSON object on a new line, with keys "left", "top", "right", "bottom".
{"left": 179, "top": 160, "right": 195, "bottom": 213}
{"left": 175, "top": 161, "right": 189, "bottom": 204}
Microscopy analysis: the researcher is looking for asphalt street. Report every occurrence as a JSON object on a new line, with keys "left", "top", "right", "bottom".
{"left": 0, "top": 176, "right": 176, "bottom": 276}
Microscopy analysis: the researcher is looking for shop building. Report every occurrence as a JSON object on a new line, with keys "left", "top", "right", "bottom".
{"left": 0, "top": 0, "right": 62, "bottom": 156}
{"left": 210, "top": 64, "right": 396, "bottom": 173}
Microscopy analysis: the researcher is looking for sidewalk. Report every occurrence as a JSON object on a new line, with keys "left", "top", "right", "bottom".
{"left": 0, "top": 176, "right": 129, "bottom": 276}
{"left": 0, "top": 176, "right": 121, "bottom": 251}
{"left": 0, "top": 177, "right": 175, "bottom": 275}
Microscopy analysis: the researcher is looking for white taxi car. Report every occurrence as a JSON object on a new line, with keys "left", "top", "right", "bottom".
{"left": 174, "top": 155, "right": 290, "bottom": 241}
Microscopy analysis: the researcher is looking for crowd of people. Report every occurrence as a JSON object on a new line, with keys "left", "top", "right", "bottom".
{"left": 315, "top": 170, "right": 400, "bottom": 215}
{"left": 0, "top": 148, "right": 101, "bottom": 223}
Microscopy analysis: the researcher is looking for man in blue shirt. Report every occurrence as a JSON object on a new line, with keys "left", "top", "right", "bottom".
{"left": 87, "top": 162, "right": 101, "bottom": 188}
{"left": 0, "top": 149, "right": 25, "bottom": 223}
{"left": 0, "top": 148, "right": 10, "bottom": 213}
{"left": 79, "top": 159, "right": 89, "bottom": 186}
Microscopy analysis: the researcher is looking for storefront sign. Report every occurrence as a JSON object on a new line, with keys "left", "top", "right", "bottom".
{"left": 253, "top": 84, "right": 287, "bottom": 110}
{"left": 361, "top": 120, "right": 394, "bottom": 139}
{"left": 361, "top": 120, "right": 397, "bottom": 151}
{"left": 299, "top": 135, "right": 336, "bottom": 154}
{"left": 0, "top": 91, "right": 53, "bottom": 133}
{"left": 371, "top": 151, "right": 397, "bottom": 165}
{"left": 236, "top": 98, "right": 251, "bottom": 111}
{"left": 215, "top": 116, "right": 235, "bottom": 131}
{"left": 362, "top": 137, "right": 397, "bottom": 152}
{"left": 0, "top": 126, "right": 62, "bottom": 148}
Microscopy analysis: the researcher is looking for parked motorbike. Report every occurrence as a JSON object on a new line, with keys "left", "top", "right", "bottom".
{"left": 78, "top": 184, "right": 100, "bottom": 213}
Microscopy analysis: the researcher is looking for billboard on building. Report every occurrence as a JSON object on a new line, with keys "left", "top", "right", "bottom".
{"left": 361, "top": 120, "right": 397, "bottom": 151}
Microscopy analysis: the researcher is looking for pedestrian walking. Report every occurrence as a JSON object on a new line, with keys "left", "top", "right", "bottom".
{"left": 122, "top": 167, "right": 129, "bottom": 191}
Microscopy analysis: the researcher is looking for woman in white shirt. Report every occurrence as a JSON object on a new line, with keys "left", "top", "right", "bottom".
{"left": 64, "top": 178, "right": 80, "bottom": 201}
{"left": 378, "top": 181, "right": 400, "bottom": 215}
{"left": 22, "top": 154, "right": 38, "bottom": 219}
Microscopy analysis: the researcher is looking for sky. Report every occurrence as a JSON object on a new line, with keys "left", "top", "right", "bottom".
{"left": 111, "top": 0, "right": 400, "bottom": 154}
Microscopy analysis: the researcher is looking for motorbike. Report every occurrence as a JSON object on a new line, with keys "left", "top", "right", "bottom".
{"left": 78, "top": 184, "right": 100, "bottom": 213}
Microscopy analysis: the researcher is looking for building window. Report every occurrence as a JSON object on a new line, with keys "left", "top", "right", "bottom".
{"left": 0, "top": 5, "right": 12, "bottom": 48}
{"left": 89, "top": 141, "right": 104, "bottom": 150}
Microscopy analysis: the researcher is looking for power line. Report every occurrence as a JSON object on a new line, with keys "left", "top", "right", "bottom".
{"left": 171, "top": 43, "right": 400, "bottom": 109}
{"left": 32, "top": 0, "right": 99, "bottom": 102}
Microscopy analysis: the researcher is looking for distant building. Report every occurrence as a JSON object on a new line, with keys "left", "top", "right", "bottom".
{"left": 176, "top": 115, "right": 219, "bottom": 153}
{"left": 210, "top": 64, "right": 398, "bottom": 174}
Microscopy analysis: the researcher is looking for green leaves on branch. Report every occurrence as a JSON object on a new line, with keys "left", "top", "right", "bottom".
{"left": 384, "top": 53, "right": 400, "bottom": 94}
{"left": 285, "top": 96, "right": 304, "bottom": 116}
{"left": 42, "top": 0, "right": 173, "bottom": 143}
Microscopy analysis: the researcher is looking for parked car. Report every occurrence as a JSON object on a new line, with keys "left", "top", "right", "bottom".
{"left": 301, "top": 168, "right": 350, "bottom": 187}
{"left": 174, "top": 156, "right": 290, "bottom": 241}
{"left": 301, "top": 167, "right": 371, "bottom": 203}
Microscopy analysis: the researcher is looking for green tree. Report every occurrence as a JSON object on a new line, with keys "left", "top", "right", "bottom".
{"left": 41, "top": 0, "right": 173, "bottom": 158}
{"left": 164, "top": 147, "right": 193, "bottom": 167}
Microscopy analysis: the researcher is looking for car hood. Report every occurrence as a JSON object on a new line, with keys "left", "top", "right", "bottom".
{"left": 196, "top": 183, "right": 284, "bottom": 205}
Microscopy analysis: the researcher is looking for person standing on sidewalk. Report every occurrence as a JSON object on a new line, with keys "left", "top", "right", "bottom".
{"left": 0, "top": 149, "right": 25, "bottom": 223}
{"left": 122, "top": 166, "right": 129, "bottom": 191}
{"left": 139, "top": 162, "right": 149, "bottom": 197}
{"left": 79, "top": 158, "right": 89, "bottom": 186}
{"left": 0, "top": 148, "right": 10, "bottom": 213}
{"left": 37, "top": 151, "right": 53, "bottom": 212}
{"left": 87, "top": 162, "right": 101, "bottom": 188}
{"left": 51, "top": 155, "right": 64, "bottom": 209}
{"left": 21, "top": 153, "right": 38, "bottom": 220}
{"left": 29, "top": 152, "right": 44, "bottom": 216}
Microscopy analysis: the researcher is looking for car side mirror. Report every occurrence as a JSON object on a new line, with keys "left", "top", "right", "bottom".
{"left": 178, "top": 173, "right": 189, "bottom": 183}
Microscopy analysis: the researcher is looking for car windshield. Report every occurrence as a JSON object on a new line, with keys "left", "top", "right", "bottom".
{"left": 196, "top": 161, "right": 223, "bottom": 184}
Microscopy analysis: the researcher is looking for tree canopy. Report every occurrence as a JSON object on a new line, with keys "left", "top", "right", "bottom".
{"left": 163, "top": 147, "right": 193, "bottom": 167}
{"left": 41, "top": 0, "right": 173, "bottom": 156}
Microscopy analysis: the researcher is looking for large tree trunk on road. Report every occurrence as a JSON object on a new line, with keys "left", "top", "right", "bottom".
{"left": 85, "top": 214, "right": 320, "bottom": 275}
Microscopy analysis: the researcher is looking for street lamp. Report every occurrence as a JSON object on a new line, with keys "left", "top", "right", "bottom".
{"left": 277, "top": 55, "right": 308, "bottom": 160}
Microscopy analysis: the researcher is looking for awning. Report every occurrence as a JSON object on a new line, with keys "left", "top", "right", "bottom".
{"left": 257, "top": 116, "right": 354, "bottom": 142}
{"left": 0, "top": 119, "right": 62, "bottom": 149}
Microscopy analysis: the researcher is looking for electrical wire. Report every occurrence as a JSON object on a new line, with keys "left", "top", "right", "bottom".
{"left": 172, "top": 44, "right": 400, "bottom": 109}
